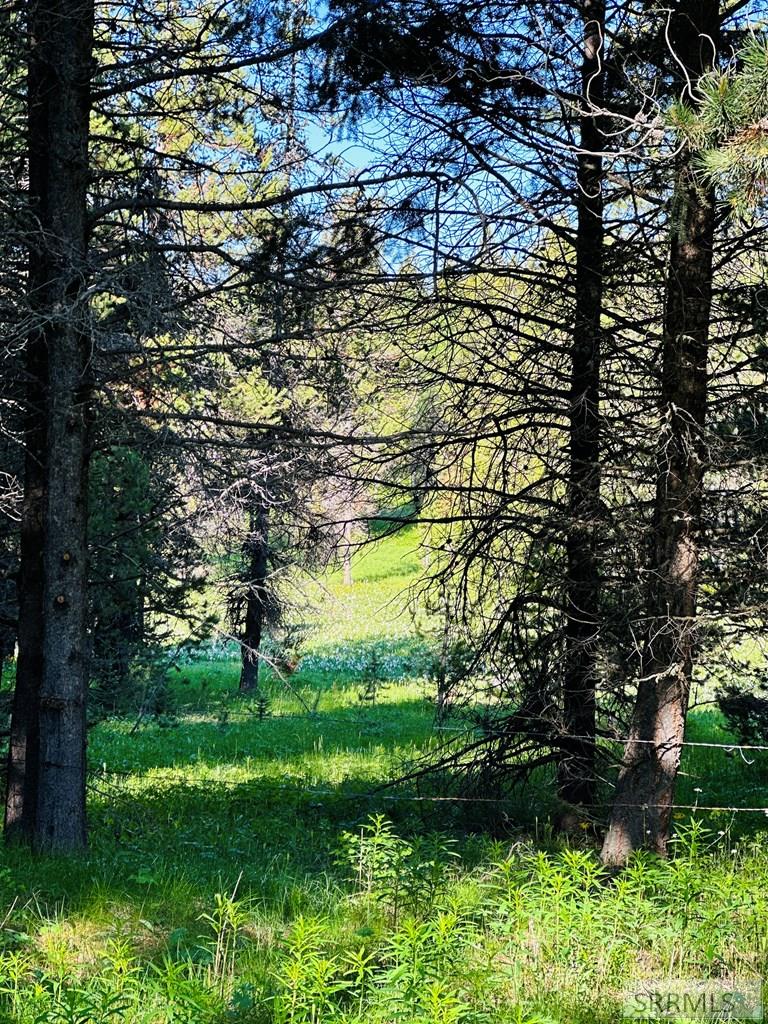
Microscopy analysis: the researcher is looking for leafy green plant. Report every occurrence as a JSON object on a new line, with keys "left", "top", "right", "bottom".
{"left": 341, "top": 945, "right": 378, "bottom": 1019}
{"left": 32, "top": 983, "right": 132, "bottom": 1024}
{"left": 271, "top": 916, "right": 348, "bottom": 1024}
{"left": 1, "top": 596, "right": 768, "bottom": 1024}
{"left": 338, "top": 815, "right": 459, "bottom": 920}
{"left": 198, "top": 877, "right": 252, "bottom": 998}
{"left": 357, "top": 649, "right": 389, "bottom": 706}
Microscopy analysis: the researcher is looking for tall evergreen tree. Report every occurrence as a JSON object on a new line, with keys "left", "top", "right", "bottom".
{"left": 8, "top": 0, "right": 96, "bottom": 850}
{"left": 559, "top": 0, "right": 606, "bottom": 810}
{"left": 602, "top": 0, "right": 721, "bottom": 864}
{"left": 5, "top": 0, "right": 397, "bottom": 850}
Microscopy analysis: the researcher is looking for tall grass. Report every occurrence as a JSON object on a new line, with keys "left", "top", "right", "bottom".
{"left": 1, "top": 806, "right": 767, "bottom": 1022}
{"left": 1, "top": 531, "right": 767, "bottom": 1022}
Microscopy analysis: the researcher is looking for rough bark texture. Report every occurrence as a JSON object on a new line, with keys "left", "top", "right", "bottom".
{"left": 7, "top": 0, "right": 94, "bottom": 851}
{"left": 239, "top": 506, "right": 269, "bottom": 693}
{"left": 602, "top": 0, "right": 719, "bottom": 866}
{"left": 558, "top": 0, "right": 605, "bottom": 810}
{"left": 4, "top": 357, "right": 45, "bottom": 842}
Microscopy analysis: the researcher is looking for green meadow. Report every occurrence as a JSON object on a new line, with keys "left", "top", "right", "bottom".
{"left": 0, "top": 529, "right": 766, "bottom": 1023}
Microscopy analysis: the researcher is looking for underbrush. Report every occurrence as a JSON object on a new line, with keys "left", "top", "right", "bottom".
{"left": 0, "top": 814, "right": 767, "bottom": 1023}
{"left": 1, "top": 531, "right": 767, "bottom": 1022}
{"left": 0, "top": 661, "right": 766, "bottom": 1023}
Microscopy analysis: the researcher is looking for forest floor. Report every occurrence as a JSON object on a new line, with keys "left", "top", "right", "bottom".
{"left": 0, "top": 530, "right": 767, "bottom": 1022}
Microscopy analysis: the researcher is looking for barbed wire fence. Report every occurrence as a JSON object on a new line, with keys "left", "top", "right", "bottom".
{"left": 78, "top": 726, "right": 768, "bottom": 818}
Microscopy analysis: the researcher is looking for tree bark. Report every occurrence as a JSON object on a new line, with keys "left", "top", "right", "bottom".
{"left": 558, "top": 0, "right": 605, "bottom": 811}
{"left": 6, "top": 0, "right": 95, "bottom": 852}
{"left": 602, "top": 0, "right": 719, "bottom": 866}
{"left": 343, "top": 519, "right": 353, "bottom": 586}
{"left": 239, "top": 506, "right": 269, "bottom": 692}
{"left": 4, "top": 352, "right": 45, "bottom": 842}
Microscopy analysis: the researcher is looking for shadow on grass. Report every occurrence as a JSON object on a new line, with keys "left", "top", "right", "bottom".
{"left": 0, "top": 763, "right": 520, "bottom": 961}
{"left": 90, "top": 697, "right": 437, "bottom": 769}
{"left": 0, "top": 690, "right": 559, "bottom": 946}
{"left": 0, "top": 696, "right": 765, "bottom": 960}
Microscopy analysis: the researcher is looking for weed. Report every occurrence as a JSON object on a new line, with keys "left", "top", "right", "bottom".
{"left": 0, "top": 533, "right": 766, "bottom": 1023}
{"left": 198, "top": 876, "right": 251, "bottom": 998}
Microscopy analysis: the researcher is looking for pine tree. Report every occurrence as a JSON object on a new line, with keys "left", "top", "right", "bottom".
{"left": 602, "top": 0, "right": 721, "bottom": 865}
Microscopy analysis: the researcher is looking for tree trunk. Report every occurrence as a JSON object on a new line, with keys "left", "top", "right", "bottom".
{"left": 602, "top": 0, "right": 719, "bottom": 866}
{"left": 4, "top": 357, "right": 45, "bottom": 842}
{"left": 7, "top": 0, "right": 94, "bottom": 852}
{"left": 558, "top": 0, "right": 605, "bottom": 810}
{"left": 239, "top": 506, "right": 269, "bottom": 692}
{"left": 343, "top": 520, "right": 353, "bottom": 586}
{"left": 435, "top": 585, "right": 450, "bottom": 723}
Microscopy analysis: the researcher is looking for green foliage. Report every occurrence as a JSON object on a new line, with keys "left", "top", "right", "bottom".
{"left": 2, "top": 534, "right": 768, "bottom": 1022}
{"left": 716, "top": 677, "right": 768, "bottom": 744}
{"left": 88, "top": 447, "right": 212, "bottom": 718}
{"left": 338, "top": 814, "right": 460, "bottom": 920}
{"left": 89, "top": 448, "right": 160, "bottom": 713}
{"left": 673, "top": 33, "right": 768, "bottom": 214}
{"left": 1, "top": 676, "right": 768, "bottom": 1023}
{"left": 198, "top": 881, "right": 252, "bottom": 998}
{"left": 356, "top": 650, "right": 389, "bottom": 706}
{"left": 271, "top": 916, "right": 349, "bottom": 1024}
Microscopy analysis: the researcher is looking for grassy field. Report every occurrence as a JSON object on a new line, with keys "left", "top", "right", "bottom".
{"left": 0, "top": 529, "right": 767, "bottom": 1022}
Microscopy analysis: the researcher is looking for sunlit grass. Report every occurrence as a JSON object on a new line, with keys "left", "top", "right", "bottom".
{"left": 1, "top": 532, "right": 768, "bottom": 1021}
